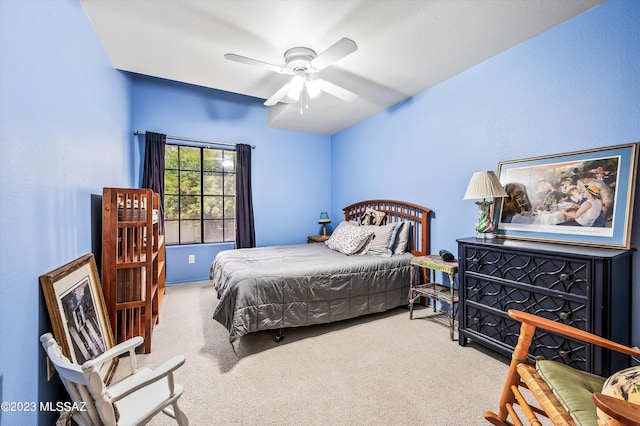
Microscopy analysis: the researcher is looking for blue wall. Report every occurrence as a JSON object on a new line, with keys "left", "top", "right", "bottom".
{"left": 0, "top": 0, "right": 638, "bottom": 424}
{"left": 131, "top": 75, "right": 332, "bottom": 283}
{"left": 0, "top": 0, "right": 134, "bottom": 423}
{"left": 331, "top": 0, "right": 640, "bottom": 340}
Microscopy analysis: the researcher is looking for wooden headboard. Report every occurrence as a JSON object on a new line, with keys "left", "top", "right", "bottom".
{"left": 342, "top": 199, "right": 432, "bottom": 257}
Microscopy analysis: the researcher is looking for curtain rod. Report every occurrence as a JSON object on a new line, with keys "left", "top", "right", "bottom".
{"left": 134, "top": 131, "right": 255, "bottom": 149}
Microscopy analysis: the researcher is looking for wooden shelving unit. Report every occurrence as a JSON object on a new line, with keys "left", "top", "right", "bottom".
{"left": 102, "top": 187, "right": 165, "bottom": 353}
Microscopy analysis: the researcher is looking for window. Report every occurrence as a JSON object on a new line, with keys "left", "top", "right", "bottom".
{"left": 164, "top": 144, "right": 236, "bottom": 245}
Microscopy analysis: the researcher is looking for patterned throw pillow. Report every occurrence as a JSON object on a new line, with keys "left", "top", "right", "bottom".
{"left": 325, "top": 221, "right": 374, "bottom": 255}
{"left": 598, "top": 365, "right": 640, "bottom": 424}
{"left": 360, "top": 208, "right": 387, "bottom": 226}
{"left": 352, "top": 235, "right": 373, "bottom": 256}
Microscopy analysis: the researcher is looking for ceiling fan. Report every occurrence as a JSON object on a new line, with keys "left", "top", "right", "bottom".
{"left": 224, "top": 38, "right": 358, "bottom": 112}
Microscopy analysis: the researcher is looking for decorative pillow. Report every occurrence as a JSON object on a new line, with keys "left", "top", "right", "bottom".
{"left": 360, "top": 222, "right": 399, "bottom": 257}
{"left": 387, "top": 221, "right": 405, "bottom": 255}
{"left": 393, "top": 221, "right": 412, "bottom": 255}
{"left": 325, "top": 221, "right": 374, "bottom": 255}
{"left": 360, "top": 208, "right": 387, "bottom": 226}
{"left": 352, "top": 235, "right": 373, "bottom": 256}
{"left": 597, "top": 365, "right": 640, "bottom": 424}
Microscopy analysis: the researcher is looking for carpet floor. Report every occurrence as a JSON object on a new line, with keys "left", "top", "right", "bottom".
{"left": 119, "top": 280, "right": 516, "bottom": 425}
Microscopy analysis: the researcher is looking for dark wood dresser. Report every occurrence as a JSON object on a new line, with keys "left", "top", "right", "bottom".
{"left": 457, "top": 237, "right": 634, "bottom": 376}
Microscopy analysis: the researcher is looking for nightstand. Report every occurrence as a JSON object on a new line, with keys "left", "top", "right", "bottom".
{"left": 307, "top": 235, "right": 330, "bottom": 243}
{"left": 409, "top": 255, "right": 459, "bottom": 340}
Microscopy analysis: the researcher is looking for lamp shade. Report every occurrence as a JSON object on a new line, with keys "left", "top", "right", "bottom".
{"left": 463, "top": 171, "right": 508, "bottom": 200}
{"left": 318, "top": 212, "right": 331, "bottom": 223}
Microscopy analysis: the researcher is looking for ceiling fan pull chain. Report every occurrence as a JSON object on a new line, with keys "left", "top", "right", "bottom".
{"left": 299, "top": 88, "right": 304, "bottom": 114}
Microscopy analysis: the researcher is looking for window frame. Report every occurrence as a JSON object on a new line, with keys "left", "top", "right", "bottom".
{"left": 163, "top": 142, "right": 236, "bottom": 246}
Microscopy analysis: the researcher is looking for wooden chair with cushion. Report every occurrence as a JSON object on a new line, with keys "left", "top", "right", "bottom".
{"left": 41, "top": 333, "right": 189, "bottom": 426}
{"left": 485, "top": 310, "right": 640, "bottom": 426}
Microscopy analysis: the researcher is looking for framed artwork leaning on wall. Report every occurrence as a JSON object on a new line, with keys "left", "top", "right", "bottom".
{"left": 493, "top": 142, "right": 638, "bottom": 249}
{"left": 40, "top": 253, "right": 117, "bottom": 383}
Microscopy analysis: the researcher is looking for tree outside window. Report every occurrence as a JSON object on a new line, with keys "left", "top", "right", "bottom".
{"left": 164, "top": 144, "right": 236, "bottom": 245}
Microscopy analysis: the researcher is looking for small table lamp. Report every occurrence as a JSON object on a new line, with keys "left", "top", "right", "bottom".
{"left": 463, "top": 171, "right": 508, "bottom": 239}
{"left": 318, "top": 212, "right": 331, "bottom": 237}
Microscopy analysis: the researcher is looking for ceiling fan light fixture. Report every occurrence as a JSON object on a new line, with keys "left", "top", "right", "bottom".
{"left": 226, "top": 38, "right": 358, "bottom": 107}
{"left": 287, "top": 74, "right": 304, "bottom": 100}
{"left": 306, "top": 79, "right": 321, "bottom": 99}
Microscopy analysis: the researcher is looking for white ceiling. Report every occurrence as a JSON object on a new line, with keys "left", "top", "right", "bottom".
{"left": 81, "top": 0, "right": 604, "bottom": 136}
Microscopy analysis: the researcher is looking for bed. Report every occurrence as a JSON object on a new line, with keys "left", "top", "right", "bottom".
{"left": 210, "top": 200, "right": 432, "bottom": 344}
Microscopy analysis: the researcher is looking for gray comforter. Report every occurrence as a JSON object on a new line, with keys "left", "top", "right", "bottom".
{"left": 210, "top": 243, "right": 413, "bottom": 343}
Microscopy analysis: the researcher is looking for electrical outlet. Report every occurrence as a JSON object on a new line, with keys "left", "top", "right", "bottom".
{"left": 188, "top": 254, "right": 195, "bottom": 264}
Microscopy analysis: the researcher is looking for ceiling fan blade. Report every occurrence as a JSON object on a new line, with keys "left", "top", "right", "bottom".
{"left": 224, "top": 53, "right": 287, "bottom": 74}
{"left": 264, "top": 82, "right": 292, "bottom": 106}
{"left": 311, "top": 38, "right": 358, "bottom": 70}
{"left": 315, "top": 79, "right": 357, "bottom": 102}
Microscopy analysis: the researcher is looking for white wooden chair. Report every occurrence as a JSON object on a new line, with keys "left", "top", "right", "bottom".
{"left": 41, "top": 333, "right": 189, "bottom": 426}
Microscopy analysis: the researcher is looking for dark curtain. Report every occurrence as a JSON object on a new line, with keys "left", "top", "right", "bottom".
{"left": 142, "top": 132, "right": 166, "bottom": 234}
{"left": 235, "top": 143, "right": 255, "bottom": 248}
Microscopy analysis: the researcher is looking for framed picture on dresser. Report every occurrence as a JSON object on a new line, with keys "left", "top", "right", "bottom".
{"left": 493, "top": 142, "right": 638, "bottom": 249}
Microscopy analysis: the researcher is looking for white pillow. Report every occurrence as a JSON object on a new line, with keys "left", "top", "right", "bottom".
{"left": 361, "top": 222, "right": 399, "bottom": 257}
{"left": 325, "top": 221, "right": 374, "bottom": 255}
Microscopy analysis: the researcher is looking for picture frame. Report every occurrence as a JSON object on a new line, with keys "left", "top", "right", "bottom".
{"left": 494, "top": 142, "right": 638, "bottom": 249}
{"left": 40, "top": 253, "right": 117, "bottom": 383}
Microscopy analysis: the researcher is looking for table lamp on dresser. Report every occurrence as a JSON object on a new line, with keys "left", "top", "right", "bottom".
{"left": 463, "top": 170, "right": 508, "bottom": 239}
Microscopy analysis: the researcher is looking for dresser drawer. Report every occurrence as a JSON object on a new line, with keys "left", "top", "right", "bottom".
{"left": 463, "top": 276, "right": 588, "bottom": 330}
{"left": 464, "top": 303, "right": 589, "bottom": 371}
{"left": 458, "top": 237, "right": 634, "bottom": 376}
{"left": 462, "top": 246, "right": 590, "bottom": 297}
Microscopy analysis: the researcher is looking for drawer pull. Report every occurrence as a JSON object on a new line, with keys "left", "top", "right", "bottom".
{"left": 559, "top": 273, "right": 570, "bottom": 282}
{"left": 472, "top": 258, "right": 480, "bottom": 265}
{"left": 559, "top": 312, "right": 571, "bottom": 321}
{"left": 473, "top": 288, "right": 480, "bottom": 295}
{"left": 559, "top": 350, "right": 571, "bottom": 359}
{"left": 473, "top": 317, "right": 481, "bottom": 324}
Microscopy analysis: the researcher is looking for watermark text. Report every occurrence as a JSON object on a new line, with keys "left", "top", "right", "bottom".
{"left": 1, "top": 401, "right": 87, "bottom": 412}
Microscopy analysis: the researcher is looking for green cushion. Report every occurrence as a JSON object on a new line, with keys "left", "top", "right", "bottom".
{"left": 536, "top": 360, "right": 606, "bottom": 426}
